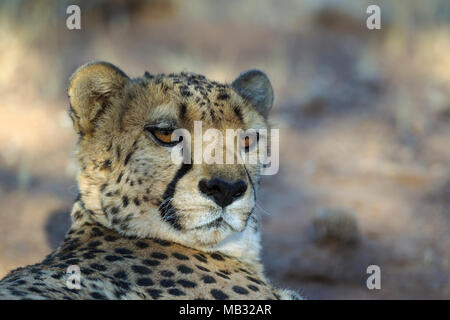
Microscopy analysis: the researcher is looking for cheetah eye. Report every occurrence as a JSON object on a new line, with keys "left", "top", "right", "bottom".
{"left": 240, "top": 132, "right": 259, "bottom": 153}
{"left": 145, "top": 126, "right": 182, "bottom": 147}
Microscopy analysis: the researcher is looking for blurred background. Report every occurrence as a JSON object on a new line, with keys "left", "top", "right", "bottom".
{"left": 1, "top": 0, "right": 450, "bottom": 299}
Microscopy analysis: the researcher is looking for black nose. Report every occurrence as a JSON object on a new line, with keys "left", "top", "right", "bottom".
{"left": 198, "top": 178, "right": 247, "bottom": 208}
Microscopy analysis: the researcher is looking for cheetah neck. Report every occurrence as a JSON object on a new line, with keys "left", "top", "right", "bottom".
{"left": 209, "top": 217, "right": 262, "bottom": 268}
{"left": 69, "top": 199, "right": 263, "bottom": 268}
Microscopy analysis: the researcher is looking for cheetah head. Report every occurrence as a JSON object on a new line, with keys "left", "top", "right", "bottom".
{"left": 68, "top": 61, "right": 273, "bottom": 260}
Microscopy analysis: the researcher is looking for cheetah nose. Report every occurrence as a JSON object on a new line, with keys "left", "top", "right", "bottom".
{"left": 198, "top": 178, "right": 247, "bottom": 208}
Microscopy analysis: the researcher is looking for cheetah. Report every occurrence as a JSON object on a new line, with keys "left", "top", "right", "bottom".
{"left": 0, "top": 61, "right": 301, "bottom": 300}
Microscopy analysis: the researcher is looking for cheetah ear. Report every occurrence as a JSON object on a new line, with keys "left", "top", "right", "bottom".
{"left": 68, "top": 61, "right": 129, "bottom": 136}
{"left": 232, "top": 69, "right": 274, "bottom": 119}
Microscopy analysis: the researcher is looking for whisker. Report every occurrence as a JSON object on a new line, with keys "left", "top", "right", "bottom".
{"left": 255, "top": 201, "right": 273, "bottom": 216}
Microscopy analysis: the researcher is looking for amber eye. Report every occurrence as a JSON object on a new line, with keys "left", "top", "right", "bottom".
{"left": 154, "top": 129, "right": 174, "bottom": 143}
{"left": 146, "top": 126, "right": 181, "bottom": 147}
{"left": 240, "top": 132, "right": 259, "bottom": 152}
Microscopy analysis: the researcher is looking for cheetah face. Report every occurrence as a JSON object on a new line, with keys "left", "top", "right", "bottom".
{"left": 68, "top": 62, "right": 273, "bottom": 250}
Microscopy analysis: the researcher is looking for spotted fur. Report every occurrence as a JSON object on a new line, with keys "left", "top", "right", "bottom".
{"left": 0, "top": 61, "right": 301, "bottom": 300}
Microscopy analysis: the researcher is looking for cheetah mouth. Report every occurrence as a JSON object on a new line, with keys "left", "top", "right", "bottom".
{"left": 205, "top": 217, "right": 228, "bottom": 229}
{"left": 191, "top": 216, "right": 235, "bottom": 231}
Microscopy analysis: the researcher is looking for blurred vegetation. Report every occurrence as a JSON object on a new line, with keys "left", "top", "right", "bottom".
{"left": 0, "top": 0, "right": 450, "bottom": 299}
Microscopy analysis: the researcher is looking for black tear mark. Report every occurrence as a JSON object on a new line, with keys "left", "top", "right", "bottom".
{"left": 243, "top": 164, "right": 257, "bottom": 204}
{"left": 159, "top": 163, "right": 193, "bottom": 230}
